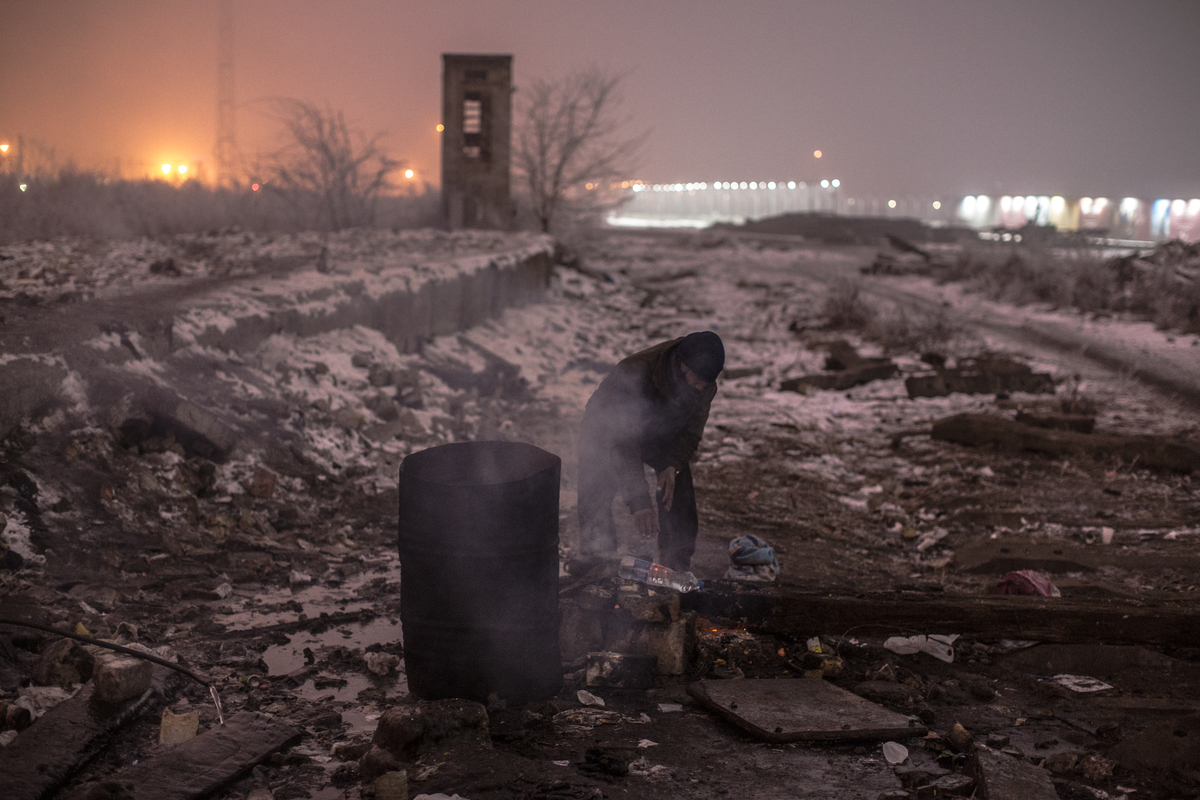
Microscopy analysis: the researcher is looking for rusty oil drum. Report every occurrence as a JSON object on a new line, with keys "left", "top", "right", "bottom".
{"left": 397, "top": 440, "right": 562, "bottom": 704}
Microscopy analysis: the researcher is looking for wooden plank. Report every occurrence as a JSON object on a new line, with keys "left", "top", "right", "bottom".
{"left": 682, "top": 586, "right": 1200, "bottom": 647}
{"left": 931, "top": 412, "right": 1200, "bottom": 473}
{"left": 687, "top": 678, "right": 926, "bottom": 743}
{"left": 970, "top": 745, "right": 1058, "bottom": 800}
{"left": 0, "top": 667, "right": 183, "bottom": 800}
{"left": 63, "top": 711, "right": 301, "bottom": 800}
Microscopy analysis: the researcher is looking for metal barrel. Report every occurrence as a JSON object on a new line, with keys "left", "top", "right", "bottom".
{"left": 397, "top": 440, "right": 562, "bottom": 704}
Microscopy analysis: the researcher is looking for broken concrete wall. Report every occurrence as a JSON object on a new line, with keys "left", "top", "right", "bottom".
{"left": 0, "top": 236, "right": 554, "bottom": 445}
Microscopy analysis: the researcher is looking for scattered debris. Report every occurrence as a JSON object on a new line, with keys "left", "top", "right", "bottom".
{"left": 724, "top": 534, "right": 780, "bottom": 582}
{"left": 906, "top": 356, "right": 1055, "bottom": 398}
{"left": 1047, "top": 674, "right": 1114, "bottom": 693}
{"left": 883, "top": 634, "right": 958, "bottom": 663}
{"left": 931, "top": 412, "right": 1200, "bottom": 472}
{"left": 882, "top": 741, "right": 909, "bottom": 765}
{"left": 585, "top": 652, "right": 656, "bottom": 690}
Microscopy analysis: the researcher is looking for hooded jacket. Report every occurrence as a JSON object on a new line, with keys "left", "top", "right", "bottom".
{"left": 581, "top": 338, "right": 717, "bottom": 513}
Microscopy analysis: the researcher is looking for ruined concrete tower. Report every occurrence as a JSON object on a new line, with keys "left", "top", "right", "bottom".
{"left": 441, "top": 54, "right": 513, "bottom": 229}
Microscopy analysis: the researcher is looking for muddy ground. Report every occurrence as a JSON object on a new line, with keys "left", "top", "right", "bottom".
{"left": 2, "top": 229, "right": 1200, "bottom": 799}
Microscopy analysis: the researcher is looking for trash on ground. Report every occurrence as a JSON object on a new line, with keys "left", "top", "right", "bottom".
{"left": 576, "top": 689, "right": 605, "bottom": 707}
{"left": 364, "top": 652, "right": 401, "bottom": 676}
{"left": 586, "top": 652, "right": 656, "bottom": 689}
{"left": 724, "top": 534, "right": 780, "bottom": 582}
{"left": 882, "top": 741, "right": 909, "bottom": 764}
{"left": 618, "top": 555, "right": 700, "bottom": 592}
{"left": 656, "top": 703, "right": 684, "bottom": 713}
{"left": 883, "top": 634, "right": 959, "bottom": 663}
{"left": 1048, "top": 674, "right": 1115, "bottom": 693}
{"left": 996, "top": 570, "right": 1061, "bottom": 597}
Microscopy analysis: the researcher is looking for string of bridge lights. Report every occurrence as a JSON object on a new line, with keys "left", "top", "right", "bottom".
{"left": 621, "top": 179, "right": 841, "bottom": 193}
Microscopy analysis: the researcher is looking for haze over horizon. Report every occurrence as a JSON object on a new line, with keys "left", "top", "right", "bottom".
{"left": 2, "top": 0, "right": 1198, "bottom": 200}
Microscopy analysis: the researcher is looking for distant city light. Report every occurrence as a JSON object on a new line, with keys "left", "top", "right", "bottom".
{"left": 739, "top": 182, "right": 747, "bottom": 189}
{"left": 831, "top": 179, "right": 840, "bottom": 188}
{"left": 768, "top": 181, "right": 776, "bottom": 189}
{"left": 177, "top": 165, "right": 187, "bottom": 175}
{"left": 162, "top": 164, "right": 172, "bottom": 175}
{"left": 847, "top": 198, "right": 856, "bottom": 206}
{"left": 404, "top": 169, "right": 415, "bottom": 179}
{"left": 820, "top": 180, "right": 829, "bottom": 189}
{"left": 19, "top": 183, "right": 27, "bottom": 192}
{"left": 252, "top": 183, "right": 260, "bottom": 191}
{"left": 436, "top": 124, "right": 444, "bottom": 132}
{"left": 813, "top": 150, "right": 822, "bottom": 159}
{"left": 0, "top": 144, "right": 8, "bottom": 153}
{"left": 888, "top": 199, "right": 897, "bottom": 208}
{"left": 932, "top": 201, "right": 941, "bottom": 209}
{"left": 787, "top": 181, "right": 796, "bottom": 189}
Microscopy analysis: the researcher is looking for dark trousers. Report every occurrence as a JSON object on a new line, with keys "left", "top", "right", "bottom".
{"left": 577, "top": 446, "right": 698, "bottom": 572}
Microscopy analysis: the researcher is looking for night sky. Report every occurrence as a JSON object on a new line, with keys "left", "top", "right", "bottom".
{"left": 2, "top": 0, "right": 1197, "bottom": 198}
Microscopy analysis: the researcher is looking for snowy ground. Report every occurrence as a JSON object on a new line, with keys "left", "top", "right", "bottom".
{"left": 1, "top": 228, "right": 1198, "bottom": 799}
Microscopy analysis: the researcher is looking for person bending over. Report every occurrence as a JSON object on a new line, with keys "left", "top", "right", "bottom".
{"left": 575, "top": 331, "right": 724, "bottom": 572}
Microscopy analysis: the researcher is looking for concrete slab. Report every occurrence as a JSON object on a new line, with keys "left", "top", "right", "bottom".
{"left": 969, "top": 745, "right": 1058, "bottom": 800}
{"left": 687, "top": 678, "right": 926, "bottom": 744}
{"left": 62, "top": 711, "right": 301, "bottom": 800}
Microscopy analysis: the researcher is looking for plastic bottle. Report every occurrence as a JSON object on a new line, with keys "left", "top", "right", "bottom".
{"left": 618, "top": 555, "right": 701, "bottom": 593}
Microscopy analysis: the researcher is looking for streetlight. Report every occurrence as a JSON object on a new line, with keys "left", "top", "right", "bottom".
{"left": 0, "top": 144, "right": 8, "bottom": 153}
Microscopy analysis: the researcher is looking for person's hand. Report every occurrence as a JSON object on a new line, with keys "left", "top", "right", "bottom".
{"left": 633, "top": 508, "right": 659, "bottom": 539}
{"left": 656, "top": 466, "right": 677, "bottom": 512}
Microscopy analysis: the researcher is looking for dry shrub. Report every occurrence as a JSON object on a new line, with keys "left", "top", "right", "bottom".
{"left": 870, "top": 306, "right": 961, "bottom": 355}
{"left": 821, "top": 277, "right": 876, "bottom": 330}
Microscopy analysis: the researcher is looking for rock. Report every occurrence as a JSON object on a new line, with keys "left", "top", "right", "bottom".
{"left": 32, "top": 638, "right": 95, "bottom": 686}
{"left": 1076, "top": 753, "right": 1115, "bottom": 783}
{"left": 160, "top": 708, "right": 200, "bottom": 745}
{"left": 243, "top": 468, "right": 277, "bottom": 499}
{"left": 93, "top": 652, "right": 153, "bottom": 704}
{"left": 359, "top": 745, "right": 405, "bottom": 781}
{"left": 1041, "top": 751, "right": 1079, "bottom": 774}
{"left": 370, "top": 699, "right": 489, "bottom": 760}
{"left": 946, "top": 722, "right": 974, "bottom": 753}
{"left": 374, "top": 770, "right": 407, "bottom": 800}
{"left": 333, "top": 407, "right": 365, "bottom": 430}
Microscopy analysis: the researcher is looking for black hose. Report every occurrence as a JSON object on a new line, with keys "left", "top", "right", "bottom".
{"left": 0, "top": 617, "right": 212, "bottom": 689}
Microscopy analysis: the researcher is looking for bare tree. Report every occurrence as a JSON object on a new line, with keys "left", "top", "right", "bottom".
{"left": 262, "top": 99, "right": 402, "bottom": 231}
{"left": 514, "top": 68, "right": 648, "bottom": 233}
